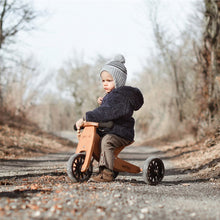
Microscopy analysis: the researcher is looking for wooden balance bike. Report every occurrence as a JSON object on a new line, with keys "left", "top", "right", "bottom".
{"left": 67, "top": 122, "right": 165, "bottom": 185}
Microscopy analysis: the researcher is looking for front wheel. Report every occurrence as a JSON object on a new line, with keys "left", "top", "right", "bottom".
{"left": 143, "top": 157, "right": 165, "bottom": 185}
{"left": 67, "top": 153, "right": 93, "bottom": 182}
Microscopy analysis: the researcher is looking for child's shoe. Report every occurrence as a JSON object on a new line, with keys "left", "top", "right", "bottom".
{"left": 91, "top": 169, "right": 114, "bottom": 182}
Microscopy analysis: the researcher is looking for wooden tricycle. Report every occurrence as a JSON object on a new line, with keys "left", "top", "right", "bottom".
{"left": 67, "top": 122, "right": 165, "bottom": 185}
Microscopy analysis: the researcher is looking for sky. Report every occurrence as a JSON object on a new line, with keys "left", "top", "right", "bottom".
{"left": 18, "top": 0, "right": 196, "bottom": 80}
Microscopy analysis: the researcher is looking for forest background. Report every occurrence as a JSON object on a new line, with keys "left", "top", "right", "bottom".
{"left": 0, "top": 0, "right": 220, "bottom": 146}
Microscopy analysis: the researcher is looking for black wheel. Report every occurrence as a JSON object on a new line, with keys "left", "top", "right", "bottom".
{"left": 143, "top": 157, "right": 165, "bottom": 185}
{"left": 67, "top": 153, "right": 93, "bottom": 182}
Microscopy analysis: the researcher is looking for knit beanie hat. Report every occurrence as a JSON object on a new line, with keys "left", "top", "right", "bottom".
{"left": 100, "top": 54, "right": 127, "bottom": 88}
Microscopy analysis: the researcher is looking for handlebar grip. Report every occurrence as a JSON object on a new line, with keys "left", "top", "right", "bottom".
{"left": 73, "top": 121, "right": 113, "bottom": 131}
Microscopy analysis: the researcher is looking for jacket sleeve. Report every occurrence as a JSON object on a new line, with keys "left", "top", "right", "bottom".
{"left": 86, "top": 92, "right": 131, "bottom": 122}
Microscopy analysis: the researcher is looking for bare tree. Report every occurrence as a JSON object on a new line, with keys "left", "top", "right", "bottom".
{"left": 147, "top": 0, "right": 199, "bottom": 123}
{"left": 196, "top": 0, "right": 220, "bottom": 134}
{"left": 2, "top": 56, "right": 49, "bottom": 116}
{"left": 0, "top": 0, "right": 38, "bottom": 49}
{"left": 27, "top": 93, "right": 75, "bottom": 132}
{"left": 0, "top": 0, "right": 41, "bottom": 113}
{"left": 137, "top": 0, "right": 204, "bottom": 139}
{"left": 57, "top": 54, "right": 105, "bottom": 120}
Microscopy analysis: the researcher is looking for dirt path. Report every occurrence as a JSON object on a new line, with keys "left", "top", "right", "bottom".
{"left": 0, "top": 145, "right": 220, "bottom": 220}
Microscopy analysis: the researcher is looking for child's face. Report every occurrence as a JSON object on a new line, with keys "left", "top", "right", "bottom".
{"left": 101, "top": 71, "right": 115, "bottom": 93}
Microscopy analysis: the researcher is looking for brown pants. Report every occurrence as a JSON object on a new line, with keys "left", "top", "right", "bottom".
{"left": 99, "top": 134, "right": 131, "bottom": 170}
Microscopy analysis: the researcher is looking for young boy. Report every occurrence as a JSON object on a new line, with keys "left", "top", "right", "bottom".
{"left": 76, "top": 54, "right": 144, "bottom": 182}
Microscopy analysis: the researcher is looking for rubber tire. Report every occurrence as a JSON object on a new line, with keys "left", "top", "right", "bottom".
{"left": 143, "top": 156, "right": 165, "bottom": 185}
{"left": 67, "top": 153, "right": 93, "bottom": 182}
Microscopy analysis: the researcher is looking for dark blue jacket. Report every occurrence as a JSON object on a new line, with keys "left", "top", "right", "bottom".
{"left": 85, "top": 86, "right": 144, "bottom": 141}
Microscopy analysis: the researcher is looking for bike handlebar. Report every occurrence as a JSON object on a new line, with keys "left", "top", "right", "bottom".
{"left": 73, "top": 121, "right": 114, "bottom": 131}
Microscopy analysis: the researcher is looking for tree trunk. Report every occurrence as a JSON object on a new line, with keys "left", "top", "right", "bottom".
{"left": 197, "top": 0, "right": 220, "bottom": 136}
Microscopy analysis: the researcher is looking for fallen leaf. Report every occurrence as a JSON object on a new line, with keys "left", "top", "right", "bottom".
{"left": 27, "top": 204, "right": 40, "bottom": 210}
{"left": 182, "top": 183, "right": 190, "bottom": 186}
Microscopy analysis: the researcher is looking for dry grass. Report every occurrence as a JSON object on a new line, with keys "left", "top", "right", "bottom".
{"left": 149, "top": 134, "right": 220, "bottom": 182}
{"left": 0, "top": 109, "right": 76, "bottom": 159}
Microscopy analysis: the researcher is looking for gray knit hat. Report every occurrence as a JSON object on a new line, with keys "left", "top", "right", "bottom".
{"left": 100, "top": 54, "right": 127, "bottom": 88}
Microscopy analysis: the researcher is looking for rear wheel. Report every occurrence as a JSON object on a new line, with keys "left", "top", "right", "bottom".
{"left": 143, "top": 157, "right": 165, "bottom": 185}
{"left": 67, "top": 153, "right": 93, "bottom": 182}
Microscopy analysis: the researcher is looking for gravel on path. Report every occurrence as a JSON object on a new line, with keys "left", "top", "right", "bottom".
{"left": 0, "top": 145, "right": 220, "bottom": 220}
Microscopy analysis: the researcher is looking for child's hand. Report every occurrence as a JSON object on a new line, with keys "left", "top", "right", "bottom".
{"left": 97, "top": 97, "right": 103, "bottom": 105}
{"left": 76, "top": 118, "right": 84, "bottom": 130}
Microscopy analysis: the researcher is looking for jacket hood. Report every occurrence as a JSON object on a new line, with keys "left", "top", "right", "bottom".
{"left": 116, "top": 86, "right": 144, "bottom": 111}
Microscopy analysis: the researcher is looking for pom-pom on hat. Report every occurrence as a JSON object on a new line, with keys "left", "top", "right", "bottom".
{"left": 100, "top": 54, "right": 127, "bottom": 88}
